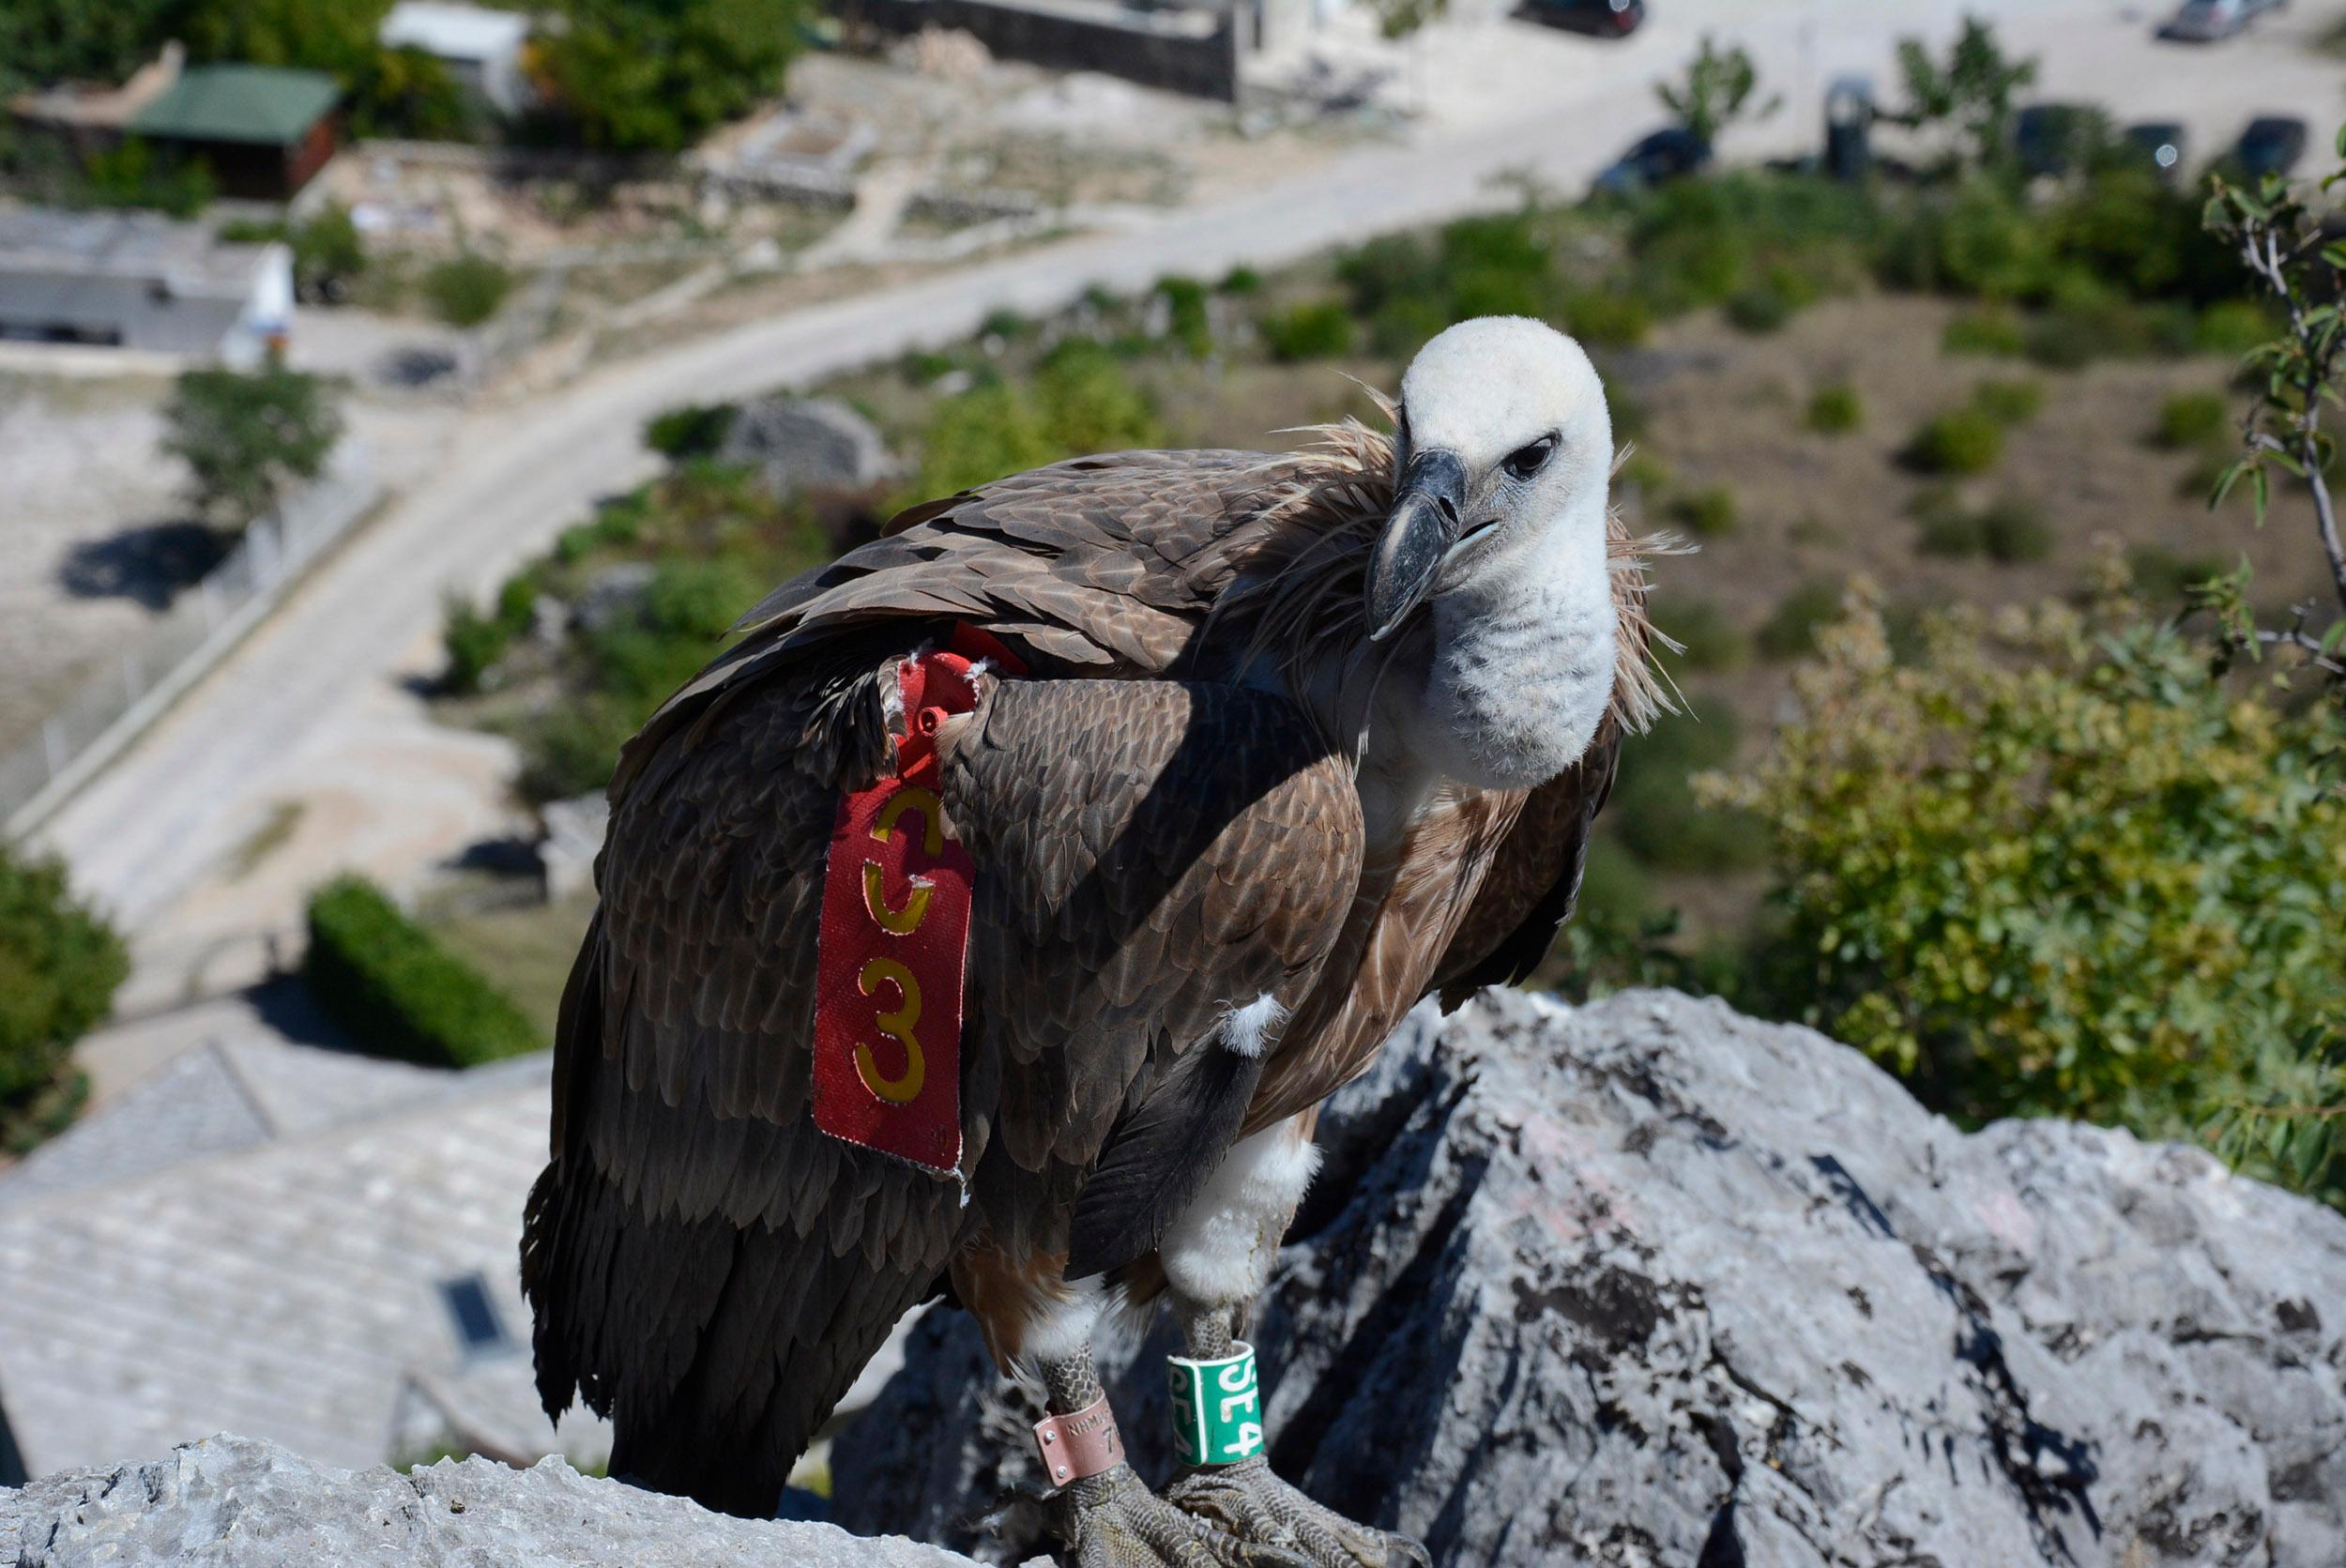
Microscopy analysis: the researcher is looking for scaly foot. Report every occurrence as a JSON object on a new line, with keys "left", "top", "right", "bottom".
{"left": 1164, "top": 1457, "right": 1430, "bottom": 1568}
{"left": 1049, "top": 1462, "right": 1312, "bottom": 1568}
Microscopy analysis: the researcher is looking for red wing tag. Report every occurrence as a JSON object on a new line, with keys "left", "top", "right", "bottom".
{"left": 812, "top": 632, "right": 1023, "bottom": 1178}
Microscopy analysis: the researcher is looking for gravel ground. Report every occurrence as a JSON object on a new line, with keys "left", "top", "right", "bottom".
{"left": 0, "top": 373, "right": 196, "bottom": 757}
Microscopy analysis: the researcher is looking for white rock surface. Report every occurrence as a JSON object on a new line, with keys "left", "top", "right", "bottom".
{"left": 0, "top": 1433, "right": 978, "bottom": 1566}
{"left": 836, "top": 989, "right": 2346, "bottom": 1566}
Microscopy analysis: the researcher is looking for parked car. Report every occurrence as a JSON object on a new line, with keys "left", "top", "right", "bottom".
{"left": 2160, "top": 0, "right": 2287, "bottom": 41}
{"left": 1592, "top": 128, "right": 1711, "bottom": 194}
{"left": 2123, "top": 121, "right": 2190, "bottom": 183}
{"left": 2233, "top": 115, "right": 2309, "bottom": 179}
{"left": 2013, "top": 103, "right": 2110, "bottom": 179}
{"left": 1518, "top": 0, "right": 1645, "bottom": 35}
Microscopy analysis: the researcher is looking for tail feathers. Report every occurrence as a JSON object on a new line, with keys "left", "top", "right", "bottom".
{"left": 524, "top": 1160, "right": 933, "bottom": 1518}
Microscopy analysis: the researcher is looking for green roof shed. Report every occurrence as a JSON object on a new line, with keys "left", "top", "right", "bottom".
{"left": 130, "top": 66, "right": 340, "bottom": 146}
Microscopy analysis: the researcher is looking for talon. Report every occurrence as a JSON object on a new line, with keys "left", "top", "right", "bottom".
{"left": 1052, "top": 1461, "right": 1312, "bottom": 1568}
{"left": 1165, "top": 1456, "right": 1425, "bottom": 1568}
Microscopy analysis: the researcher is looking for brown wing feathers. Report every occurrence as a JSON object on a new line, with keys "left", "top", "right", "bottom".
{"left": 524, "top": 416, "right": 1655, "bottom": 1516}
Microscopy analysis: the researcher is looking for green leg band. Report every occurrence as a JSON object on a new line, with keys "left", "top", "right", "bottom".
{"left": 1166, "top": 1340, "right": 1265, "bottom": 1467}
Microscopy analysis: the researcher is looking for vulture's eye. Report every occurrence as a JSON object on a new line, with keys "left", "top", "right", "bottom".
{"left": 1501, "top": 435, "right": 1555, "bottom": 480}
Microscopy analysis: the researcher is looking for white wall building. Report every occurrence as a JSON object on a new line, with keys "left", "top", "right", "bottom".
{"left": 379, "top": 1, "right": 538, "bottom": 119}
{"left": 0, "top": 208, "right": 292, "bottom": 366}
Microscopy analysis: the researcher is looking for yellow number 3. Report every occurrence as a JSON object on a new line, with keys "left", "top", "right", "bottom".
{"left": 855, "top": 956, "right": 925, "bottom": 1104}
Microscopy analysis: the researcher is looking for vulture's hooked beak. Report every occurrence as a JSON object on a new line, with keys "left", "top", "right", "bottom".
{"left": 1366, "top": 448, "right": 1470, "bottom": 642}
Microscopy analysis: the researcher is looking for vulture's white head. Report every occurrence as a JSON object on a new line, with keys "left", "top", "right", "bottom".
{"left": 1368, "top": 316, "right": 1619, "bottom": 792}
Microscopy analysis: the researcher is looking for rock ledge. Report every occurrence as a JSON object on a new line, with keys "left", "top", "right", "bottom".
{"left": 0, "top": 1432, "right": 976, "bottom": 1566}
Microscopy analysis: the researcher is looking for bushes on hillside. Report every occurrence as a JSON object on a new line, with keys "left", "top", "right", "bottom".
{"left": 645, "top": 403, "right": 739, "bottom": 460}
{"left": 1708, "top": 592, "right": 2346, "bottom": 1181}
{"left": 1903, "top": 405, "right": 2003, "bottom": 475}
{"left": 422, "top": 251, "right": 513, "bottom": 327}
{"left": 914, "top": 343, "right": 1162, "bottom": 499}
{"left": 0, "top": 846, "right": 127, "bottom": 1148}
{"left": 304, "top": 875, "right": 540, "bottom": 1067}
{"left": 1260, "top": 298, "right": 1356, "bottom": 362}
{"left": 2151, "top": 391, "right": 2229, "bottom": 450}
{"left": 533, "top": 0, "right": 810, "bottom": 152}
{"left": 1804, "top": 383, "right": 1864, "bottom": 434}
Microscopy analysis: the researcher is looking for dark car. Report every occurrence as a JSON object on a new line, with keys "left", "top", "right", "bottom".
{"left": 2013, "top": 103, "right": 2110, "bottom": 179}
{"left": 2235, "top": 115, "right": 2309, "bottom": 179}
{"left": 1592, "top": 128, "right": 1711, "bottom": 195}
{"left": 1518, "top": 0, "right": 1645, "bottom": 35}
{"left": 2161, "top": 0, "right": 2288, "bottom": 41}
{"left": 2124, "top": 121, "right": 2190, "bottom": 183}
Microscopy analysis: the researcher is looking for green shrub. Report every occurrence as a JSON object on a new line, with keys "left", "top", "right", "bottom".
{"left": 304, "top": 875, "right": 541, "bottom": 1067}
{"left": 1562, "top": 291, "right": 1652, "bottom": 348}
{"left": 2192, "top": 299, "right": 2276, "bottom": 358}
{"left": 1668, "top": 485, "right": 1739, "bottom": 538}
{"left": 981, "top": 307, "right": 1029, "bottom": 340}
{"left": 290, "top": 202, "right": 368, "bottom": 301}
{"left": 1903, "top": 405, "right": 2004, "bottom": 475}
{"left": 2151, "top": 391, "right": 2229, "bottom": 450}
{"left": 2126, "top": 544, "right": 2224, "bottom": 602}
{"left": 164, "top": 365, "right": 343, "bottom": 527}
{"left": 1260, "top": 298, "right": 1357, "bottom": 362}
{"left": 1970, "top": 377, "right": 2043, "bottom": 425}
{"left": 1709, "top": 597, "right": 2346, "bottom": 1168}
{"left": 1156, "top": 275, "right": 1211, "bottom": 357}
{"left": 2025, "top": 300, "right": 2149, "bottom": 369}
{"left": 1725, "top": 283, "right": 1796, "bottom": 333}
{"left": 421, "top": 251, "right": 513, "bottom": 327}
{"left": 1757, "top": 577, "right": 1844, "bottom": 661}
{"left": 1916, "top": 507, "right": 1988, "bottom": 557}
{"left": 1804, "top": 383, "right": 1864, "bottom": 434}
{"left": 443, "top": 597, "right": 516, "bottom": 694}
{"left": 1942, "top": 307, "right": 2028, "bottom": 357}
{"left": 1977, "top": 498, "right": 2054, "bottom": 563}
{"left": 1653, "top": 593, "right": 1749, "bottom": 672}
{"left": 644, "top": 403, "right": 739, "bottom": 460}
{"left": 1607, "top": 706, "right": 1763, "bottom": 872}
{"left": 0, "top": 846, "right": 127, "bottom": 1141}
{"left": 1217, "top": 266, "right": 1262, "bottom": 295}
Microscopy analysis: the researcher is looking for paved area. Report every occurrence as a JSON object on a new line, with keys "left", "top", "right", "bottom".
{"left": 33, "top": 0, "right": 2346, "bottom": 1058}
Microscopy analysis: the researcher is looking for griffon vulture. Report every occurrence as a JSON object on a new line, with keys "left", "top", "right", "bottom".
{"left": 523, "top": 315, "right": 1668, "bottom": 1565}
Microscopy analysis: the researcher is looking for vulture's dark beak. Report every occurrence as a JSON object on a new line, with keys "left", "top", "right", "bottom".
{"left": 1366, "top": 448, "right": 1469, "bottom": 642}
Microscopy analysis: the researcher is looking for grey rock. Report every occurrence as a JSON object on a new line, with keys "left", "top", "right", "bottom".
{"left": 717, "top": 395, "right": 895, "bottom": 497}
{"left": 537, "top": 791, "right": 609, "bottom": 904}
{"left": 834, "top": 989, "right": 2346, "bottom": 1566}
{"left": 567, "top": 560, "right": 657, "bottom": 634}
{"left": 0, "top": 1432, "right": 978, "bottom": 1566}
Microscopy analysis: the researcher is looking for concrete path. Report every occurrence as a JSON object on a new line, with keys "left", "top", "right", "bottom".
{"left": 36, "top": 0, "right": 2346, "bottom": 1036}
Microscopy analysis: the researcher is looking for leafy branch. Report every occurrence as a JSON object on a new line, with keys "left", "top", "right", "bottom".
{"left": 2203, "top": 130, "right": 2346, "bottom": 689}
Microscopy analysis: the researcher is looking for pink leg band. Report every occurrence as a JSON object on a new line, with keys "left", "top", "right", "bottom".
{"left": 1033, "top": 1393, "right": 1125, "bottom": 1484}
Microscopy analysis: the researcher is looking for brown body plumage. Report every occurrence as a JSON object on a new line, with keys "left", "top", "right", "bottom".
{"left": 521, "top": 416, "right": 1667, "bottom": 1517}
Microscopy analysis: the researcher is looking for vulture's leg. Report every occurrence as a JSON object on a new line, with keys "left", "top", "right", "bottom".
{"left": 1031, "top": 1313, "right": 1306, "bottom": 1567}
{"left": 1158, "top": 1123, "right": 1431, "bottom": 1568}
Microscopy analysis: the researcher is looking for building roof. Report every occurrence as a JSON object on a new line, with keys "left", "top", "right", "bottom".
{"left": 381, "top": 1, "right": 534, "bottom": 61}
{"left": 0, "top": 207, "right": 272, "bottom": 297}
{"left": 0, "top": 1041, "right": 606, "bottom": 1481}
{"left": 129, "top": 65, "right": 340, "bottom": 147}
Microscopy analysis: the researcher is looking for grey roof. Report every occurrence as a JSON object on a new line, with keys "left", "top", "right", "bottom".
{"left": 0, "top": 208, "right": 273, "bottom": 298}
{"left": 0, "top": 1043, "right": 606, "bottom": 1480}
{"left": 0, "top": 1040, "right": 448, "bottom": 1210}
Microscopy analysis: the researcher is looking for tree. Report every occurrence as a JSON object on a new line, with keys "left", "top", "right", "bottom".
{"left": 163, "top": 365, "right": 343, "bottom": 527}
{"left": 535, "top": 0, "right": 810, "bottom": 153}
{"left": 1886, "top": 16, "right": 2038, "bottom": 171}
{"left": 0, "top": 845, "right": 128, "bottom": 1149}
{"left": 181, "top": 0, "right": 471, "bottom": 139}
{"left": 1655, "top": 35, "right": 1777, "bottom": 147}
{"left": 1702, "top": 580, "right": 2346, "bottom": 1204}
{"left": 0, "top": 0, "right": 192, "bottom": 100}
{"left": 2201, "top": 126, "right": 2346, "bottom": 687}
